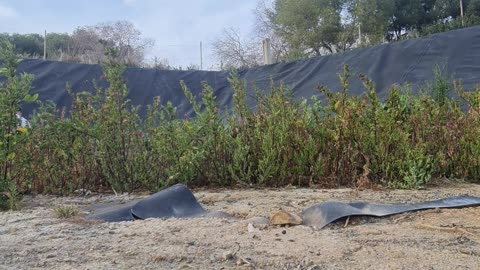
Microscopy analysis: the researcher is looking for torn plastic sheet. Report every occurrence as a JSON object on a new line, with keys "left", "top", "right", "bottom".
{"left": 302, "top": 196, "right": 480, "bottom": 229}
{"left": 86, "top": 184, "right": 480, "bottom": 229}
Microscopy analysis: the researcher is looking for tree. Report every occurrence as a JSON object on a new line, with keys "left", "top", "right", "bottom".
{"left": 69, "top": 20, "right": 154, "bottom": 66}
{"left": 467, "top": 0, "right": 480, "bottom": 16}
{"left": 69, "top": 27, "right": 105, "bottom": 64}
{"left": 212, "top": 28, "right": 262, "bottom": 69}
{"left": 254, "top": 0, "right": 290, "bottom": 62}
{"left": 93, "top": 21, "right": 154, "bottom": 66}
{"left": 386, "top": 0, "right": 424, "bottom": 40}
{"left": 45, "top": 33, "right": 71, "bottom": 61}
{"left": 348, "top": 0, "right": 394, "bottom": 45}
{"left": 0, "top": 33, "right": 43, "bottom": 57}
{"left": 272, "top": 0, "right": 352, "bottom": 56}
{"left": 430, "top": 0, "right": 461, "bottom": 19}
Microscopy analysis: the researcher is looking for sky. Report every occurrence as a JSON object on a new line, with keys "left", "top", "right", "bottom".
{"left": 0, "top": 0, "right": 259, "bottom": 70}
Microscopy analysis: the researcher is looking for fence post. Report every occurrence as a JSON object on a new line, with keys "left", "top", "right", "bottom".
{"left": 263, "top": 38, "right": 272, "bottom": 65}
{"left": 43, "top": 30, "right": 47, "bottom": 60}
{"left": 460, "top": 0, "right": 464, "bottom": 26}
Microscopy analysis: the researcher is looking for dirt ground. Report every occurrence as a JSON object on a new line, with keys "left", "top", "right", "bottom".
{"left": 1, "top": 182, "right": 480, "bottom": 270}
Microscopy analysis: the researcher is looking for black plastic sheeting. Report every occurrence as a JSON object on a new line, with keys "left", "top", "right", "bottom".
{"left": 130, "top": 184, "right": 206, "bottom": 220}
{"left": 9, "top": 26, "right": 480, "bottom": 118}
{"left": 86, "top": 201, "right": 138, "bottom": 222}
{"left": 87, "top": 184, "right": 480, "bottom": 229}
{"left": 302, "top": 196, "right": 480, "bottom": 229}
{"left": 86, "top": 184, "right": 233, "bottom": 222}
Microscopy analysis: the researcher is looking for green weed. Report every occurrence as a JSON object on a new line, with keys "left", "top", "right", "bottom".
{"left": 54, "top": 205, "right": 79, "bottom": 219}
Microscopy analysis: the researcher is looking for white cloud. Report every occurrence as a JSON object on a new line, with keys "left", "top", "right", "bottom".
{"left": 0, "top": 3, "right": 17, "bottom": 19}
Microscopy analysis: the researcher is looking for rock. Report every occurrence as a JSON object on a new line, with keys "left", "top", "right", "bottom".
{"left": 270, "top": 211, "right": 302, "bottom": 226}
{"left": 247, "top": 223, "right": 260, "bottom": 233}
{"left": 222, "top": 251, "right": 235, "bottom": 261}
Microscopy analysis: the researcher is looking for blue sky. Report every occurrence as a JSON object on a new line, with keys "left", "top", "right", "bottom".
{"left": 0, "top": 0, "right": 259, "bottom": 69}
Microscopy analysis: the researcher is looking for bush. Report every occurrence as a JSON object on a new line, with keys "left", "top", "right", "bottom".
{"left": 0, "top": 42, "right": 38, "bottom": 209}
{"left": 2, "top": 44, "right": 480, "bottom": 196}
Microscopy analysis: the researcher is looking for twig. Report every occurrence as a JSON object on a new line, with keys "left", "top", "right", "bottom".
{"left": 415, "top": 224, "right": 474, "bottom": 236}
{"left": 344, "top": 216, "right": 351, "bottom": 228}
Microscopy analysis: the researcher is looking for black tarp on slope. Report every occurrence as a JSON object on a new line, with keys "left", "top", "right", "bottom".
{"left": 11, "top": 26, "right": 480, "bottom": 118}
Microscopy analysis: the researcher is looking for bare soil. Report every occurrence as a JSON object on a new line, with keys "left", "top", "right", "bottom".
{"left": 1, "top": 182, "right": 480, "bottom": 270}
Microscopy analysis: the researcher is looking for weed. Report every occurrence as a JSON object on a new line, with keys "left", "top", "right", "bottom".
{"left": 54, "top": 205, "right": 80, "bottom": 219}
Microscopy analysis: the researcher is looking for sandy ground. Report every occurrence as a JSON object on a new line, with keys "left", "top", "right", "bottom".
{"left": 1, "top": 182, "right": 480, "bottom": 270}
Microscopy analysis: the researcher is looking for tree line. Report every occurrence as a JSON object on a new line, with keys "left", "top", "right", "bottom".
{"left": 3, "top": 1, "right": 480, "bottom": 70}
{"left": 0, "top": 20, "right": 154, "bottom": 67}
{"left": 214, "top": 0, "right": 480, "bottom": 69}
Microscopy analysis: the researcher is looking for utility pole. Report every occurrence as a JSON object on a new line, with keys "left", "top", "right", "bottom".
{"left": 43, "top": 30, "right": 47, "bottom": 60}
{"left": 200, "top": 41, "right": 203, "bottom": 70}
{"left": 460, "top": 0, "right": 465, "bottom": 26}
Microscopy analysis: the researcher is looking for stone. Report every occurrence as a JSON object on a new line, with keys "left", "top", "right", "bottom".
{"left": 222, "top": 251, "right": 234, "bottom": 261}
{"left": 270, "top": 211, "right": 302, "bottom": 226}
{"left": 247, "top": 223, "right": 260, "bottom": 233}
{"left": 46, "top": 254, "right": 56, "bottom": 259}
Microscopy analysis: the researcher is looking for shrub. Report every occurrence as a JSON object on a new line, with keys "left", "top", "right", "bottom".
{"left": 2, "top": 42, "right": 480, "bottom": 195}
{"left": 0, "top": 42, "right": 38, "bottom": 209}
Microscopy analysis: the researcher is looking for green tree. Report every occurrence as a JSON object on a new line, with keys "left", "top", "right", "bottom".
{"left": 467, "top": 0, "right": 480, "bottom": 16}
{"left": 349, "top": 0, "right": 394, "bottom": 45}
{"left": 431, "top": 0, "right": 462, "bottom": 19}
{"left": 46, "top": 33, "right": 71, "bottom": 61}
{"left": 273, "top": 0, "right": 350, "bottom": 57}
{"left": 0, "top": 33, "right": 43, "bottom": 57}
{"left": 388, "top": 0, "right": 425, "bottom": 39}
